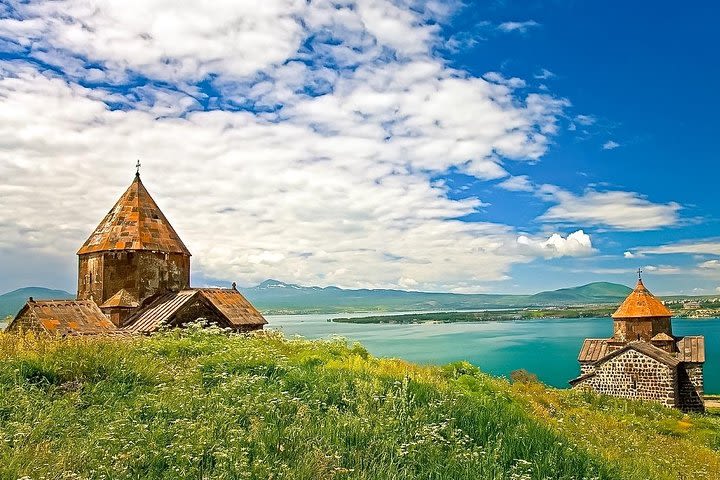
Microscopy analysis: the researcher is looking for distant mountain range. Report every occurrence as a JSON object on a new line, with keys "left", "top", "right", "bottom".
{"left": 236, "top": 279, "right": 634, "bottom": 314}
{"left": 0, "top": 281, "right": 633, "bottom": 318}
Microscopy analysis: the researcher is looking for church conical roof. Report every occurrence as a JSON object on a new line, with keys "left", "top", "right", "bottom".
{"left": 100, "top": 289, "right": 140, "bottom": 308}
{"left": 612, "top": 279, "right": 671, "bottom": 319}
{"left": 78, "top": 174, "right": 191, "bottom": 256}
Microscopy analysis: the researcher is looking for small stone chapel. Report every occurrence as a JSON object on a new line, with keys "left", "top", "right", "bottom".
{"left": 6, "top": 169, "right": 267, "bottom": 335}
{"left": 570, "top": 274, "right": 705, "bottom": 411}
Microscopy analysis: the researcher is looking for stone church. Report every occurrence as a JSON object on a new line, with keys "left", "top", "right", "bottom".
{"left": 570, "top": 276, "right": 705, "bottom": 411}
{"left": 6, "top": 171, "right": 266, "bottom": 335}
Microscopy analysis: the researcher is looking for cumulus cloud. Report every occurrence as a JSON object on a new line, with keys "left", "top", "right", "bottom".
{"left": 497, "top": 20, "right": 540, "bottom": 33}
{"left": 538, "top": 187, "right": 681, "bottom": 231}
{"left": 0, "top": 0, "right": 573, "bottom": 293}
{"left": 516, "top": 230, "right": 595, "bottom": 258}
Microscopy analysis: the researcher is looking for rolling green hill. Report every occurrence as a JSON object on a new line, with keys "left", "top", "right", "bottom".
{"left": 0, "top": 330, "right": 717, "bottom": 479}
{"left": 529, "top": 282, "right": 632, "bottom": 304}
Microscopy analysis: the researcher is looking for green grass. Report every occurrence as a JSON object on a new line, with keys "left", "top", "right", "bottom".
{"left": 1, "top": 328, "right": 719, "bottom": 479}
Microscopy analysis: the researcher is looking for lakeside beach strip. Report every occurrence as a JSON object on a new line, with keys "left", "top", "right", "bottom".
{"left": 331, "top": 306, "right": 619, "bottom": 324}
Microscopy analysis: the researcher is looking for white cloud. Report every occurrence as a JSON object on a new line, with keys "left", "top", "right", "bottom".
{"left": 699, "top": 260, "right": 720, "bottom": 269}
{"left": 538, "top": 187, "right": 681, "bottom": 231}
{"left": 575, "top": 114, "right": 595, "bottom": 126}
{"left": 516, "top": 230, "right": 595, "bottom": 258}
{"left": 0, "top": 0, "right": 569, "bottom": 295}
{"left": 602, "top": 140, "right": 620, "bottom": 150}
{"left": 3, "top": 0, "right": 309, "bottom": 82}
{"left": 642, "top": 265, "right": 681, "bottom": 275}
{"left": 498, "top": 175, "right": 534, "bottom": 192}
{"left": 623, "top": 251, "right": 635, "bottom": 258}
{"left": 635, "top": 241, "right": 720, "bottom": 256}
{"left": 483, "top": 71, "right": 526, "bottom": 89}
{"left": 534, "top": 68, "right": 555, "bottom": 80}
{"left": 498, "top": 20, "right": 540, "bottom": 33}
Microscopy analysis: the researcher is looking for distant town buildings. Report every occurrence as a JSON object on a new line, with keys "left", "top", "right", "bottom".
{"left": 6, "top": 171, "right": 266, "bottom": 335}
{"left": 571, "top": 277, "right": 705, "bottom": 412}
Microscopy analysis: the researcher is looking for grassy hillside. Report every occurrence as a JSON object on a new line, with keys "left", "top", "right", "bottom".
{"left": 0, "top": 287, "right": 74, "bottom": 319}
{"left": 1, "top": 329, "right": 718, "bottom": 479}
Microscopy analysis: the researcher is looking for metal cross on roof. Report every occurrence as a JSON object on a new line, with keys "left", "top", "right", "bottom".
{"left": 135, "top": 159, "right": 141, "bottom": 177}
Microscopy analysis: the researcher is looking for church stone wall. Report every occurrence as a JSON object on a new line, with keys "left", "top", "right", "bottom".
{"left": 678, "top": 364, "right": 705, "bottom": 412}
{"left": 575, "top": 350, "right": 677, "bottom": 407}
{"left": 78, "top": 251, "right": 189, "bottom": 304}
{"left": 612, "top": 317, "right": 672, "bottom": 342}
{"left": 77, "top": 253, "right": 104, "bottom": 303}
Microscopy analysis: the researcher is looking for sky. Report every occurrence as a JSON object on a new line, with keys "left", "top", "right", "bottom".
{"left": 0, "top": 0, "right": 718, "bottom": 295}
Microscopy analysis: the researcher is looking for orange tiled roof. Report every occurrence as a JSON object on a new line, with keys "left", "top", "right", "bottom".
{"left": 612, "top": 279, "right": 671, "bottom": 319}
{"left": 78, "top": 174, "right": 190, "bottom": 256}
{"left": 6, "top": 300, "right": 117, "bottom": 335}
{"left": 198, "top": 288, "right": 267, "bottom": 327}
{"left": 100, "top": 289, "right": 140, "bottom": 309}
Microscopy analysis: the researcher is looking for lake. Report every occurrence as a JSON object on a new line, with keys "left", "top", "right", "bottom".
{"left": 2, "top": 312, "right": 716, "bottom": 392}
{"left": 265, "top": 312, "right": 720, "bottom": 392}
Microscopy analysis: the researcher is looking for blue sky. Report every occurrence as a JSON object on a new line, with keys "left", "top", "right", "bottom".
{"left": 0, "top": 0, "right": 718, "bottom": 295}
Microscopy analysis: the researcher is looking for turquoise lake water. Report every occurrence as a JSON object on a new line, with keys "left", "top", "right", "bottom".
{"left": 265, "top": 312, "right": 720, "bottom": 392}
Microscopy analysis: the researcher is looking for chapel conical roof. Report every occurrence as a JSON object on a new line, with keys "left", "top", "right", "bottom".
{"left": 99, "top": 289, "right": 140, "bottom": 309}
{"left": 78, "top": 174, "right": 191, "bottom": 256}
{"left": 612, "top": 278, "right": 671, "bottom": 319}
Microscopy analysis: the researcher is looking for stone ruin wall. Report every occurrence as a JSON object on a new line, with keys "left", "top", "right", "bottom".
{"left": 576, "top": 350, "right": 677, "bottom": 407}
{"left": 678, "top": 363, "right": 705, "bottom": 412}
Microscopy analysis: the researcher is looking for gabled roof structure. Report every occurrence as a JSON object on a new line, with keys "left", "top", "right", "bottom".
{"left": 612, "top": 279, "right": 671, "bottom": 318}
{"left": 595, "top": 340, "right": 682, "bottom": 368}
{"left": 578, "top": 336, "right": 705, "bottom": 363}
{"left": 78, "top": 174, "right": 190, "bottom": 256}
{"left": 6, "top": 299, "right": 117, "bottom": 336}
{"left": 122, "top": 288, "right": 267, "bottom": 334}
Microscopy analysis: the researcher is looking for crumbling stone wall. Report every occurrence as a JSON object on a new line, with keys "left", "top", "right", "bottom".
{"left": 678, "top": 363, "right": 705, "bottom": 412}
{"left": 78, "top": 250, "right": 189, "bottom": 304}
{"left": 575, "top": 350, "right": 677, "bottom": 407}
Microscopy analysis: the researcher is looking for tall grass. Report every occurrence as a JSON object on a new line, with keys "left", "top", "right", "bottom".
{"left": 0, "top": 328, "right": 717, "bottom": 479}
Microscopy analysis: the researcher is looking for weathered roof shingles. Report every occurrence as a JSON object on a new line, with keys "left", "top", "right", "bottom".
{"left": 78, "top": 175, "right": 190, "bottom": 256}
